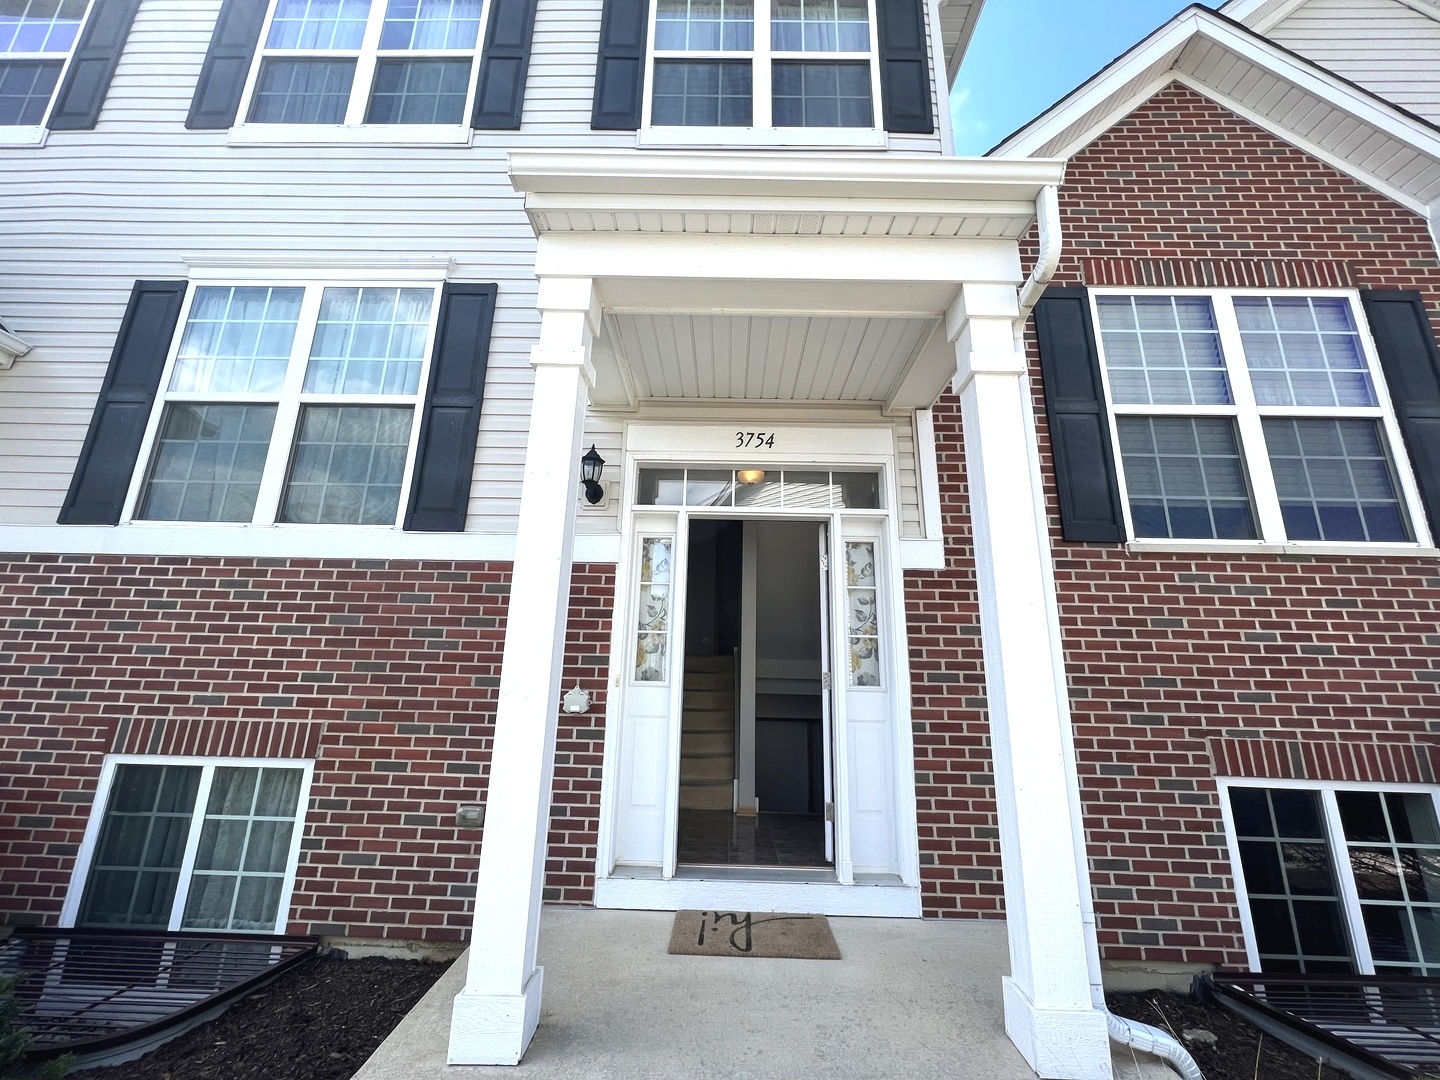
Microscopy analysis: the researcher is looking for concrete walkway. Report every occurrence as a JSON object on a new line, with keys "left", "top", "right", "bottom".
{"left": 355, "top": 908, "right": 1174, "bottom": 1080}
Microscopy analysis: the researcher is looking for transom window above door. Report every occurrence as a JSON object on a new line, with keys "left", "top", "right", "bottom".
{"left": 636, "top": 467, "right": 881, "bottom": 508}
{"left": 240, "top": 0, "right": 484, "bottom": 130}
{"left": 645, "top": 0, "right": 881, "bottom": 139}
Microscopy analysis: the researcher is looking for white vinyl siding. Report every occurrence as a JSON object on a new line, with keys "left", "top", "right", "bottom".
{"left": 0, "top": 0, "right": 944, "bottom": 539}
{"left": 1267, "top": 0, "right": 1440, "bottom": 125}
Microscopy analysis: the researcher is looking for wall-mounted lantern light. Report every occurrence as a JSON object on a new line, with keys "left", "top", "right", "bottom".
{"left": 580, "top": 445, "right": 606, "bottom": 505}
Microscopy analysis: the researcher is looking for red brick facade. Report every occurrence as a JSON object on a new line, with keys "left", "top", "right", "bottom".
{"left": 908, "top": 83, "right": 1440, "bottom": 967}
{"left": 6, "top": 83, "right": 1440, "bottom": 973}
{"left": 0, "top": 555, "right": 614, "bottom": 941}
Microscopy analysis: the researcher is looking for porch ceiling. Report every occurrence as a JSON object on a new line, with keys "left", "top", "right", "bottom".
{"left": 603, "top": 312, "right": 943, "bottom": 405}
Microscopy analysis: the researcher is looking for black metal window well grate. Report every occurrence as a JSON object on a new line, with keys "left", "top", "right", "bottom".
{"left": 1207, "top": 972, "right": 1440, "bottom": 1079}
{"left": 0, "top": 927, "right": 317, "bottom": 1061}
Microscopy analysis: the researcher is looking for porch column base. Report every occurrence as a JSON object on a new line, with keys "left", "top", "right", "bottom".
{"left": 1003, "top": 978, "right": 1112, "bottom": 1080}
{"left": 448, "top": 967, "right": 545, "bottom": 1065}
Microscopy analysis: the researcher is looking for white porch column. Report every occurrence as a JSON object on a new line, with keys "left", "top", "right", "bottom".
{"left": 948, "top": 283, "right": 1113, "bottom": 1080}
{"left": 449, "top": 276, "right": 598, "bottom": 1066}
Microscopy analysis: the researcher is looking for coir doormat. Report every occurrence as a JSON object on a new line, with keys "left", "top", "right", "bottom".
{"left": 667, "top": 910, "right": 841, "bottom": 959}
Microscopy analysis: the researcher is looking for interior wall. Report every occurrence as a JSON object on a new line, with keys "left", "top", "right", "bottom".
{"left": 753, "top": 521, "right": 822, "bottom": 667}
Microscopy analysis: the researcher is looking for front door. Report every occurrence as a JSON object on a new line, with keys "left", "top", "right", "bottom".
{"left": 598, "top": 457, "right": 916, "bottom": 912}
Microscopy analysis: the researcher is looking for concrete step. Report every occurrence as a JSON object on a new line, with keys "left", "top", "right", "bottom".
{"left": 680, "top": 708, "right": 731, "bottom": 733}
{"left": 683, "top": 689, "right": 734, "bottom": 711}
{"left": 681, "top": 756, "right": 733, "bottom": 782}
{"left": 679, "top": 781, "right": 733, "bottom": 811}
{"left": 682, "top": 730, "right": 734, "bottom": 757}
{"left": 684, "top": 655, "right": 733, "bottom": 673}
{"left": 683, "top": 671, "right": 733, "bottom": 691}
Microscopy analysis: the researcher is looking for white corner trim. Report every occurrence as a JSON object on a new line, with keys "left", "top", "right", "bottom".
{"left": 0, "top": 325, "right": 33, "bottom": 368}
{"left": 899, "top": 538, "right": 945, "bottom": 569}
{"left": 1429, "top": 199, "right": 1440, "bottom": 258}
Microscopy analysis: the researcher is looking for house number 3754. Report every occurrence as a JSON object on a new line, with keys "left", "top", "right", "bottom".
{"left": 735, "top": 431, "right": 776, "bottom": 449}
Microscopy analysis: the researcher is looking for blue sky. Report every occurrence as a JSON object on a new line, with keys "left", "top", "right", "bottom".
{"left": 951, "top": 0, "right": 1223, "bottom": 155}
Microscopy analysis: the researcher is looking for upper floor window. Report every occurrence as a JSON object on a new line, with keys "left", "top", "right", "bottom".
{"left": 238, "top": 0, "right": 483, "bottom": 133}
{"left": 644, "top": 0, "right": 882, "bottom": 143}
{"left": 1092, "top": 291, "right": 1429, "bottom": 547}
{"left": 0, "top": 0, "right": 89, "bottom": 133}
{"left": 125, "top": 278, "right": 441, "bottom": 526}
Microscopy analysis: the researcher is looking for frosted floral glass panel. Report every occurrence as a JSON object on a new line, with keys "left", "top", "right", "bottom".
{"left": 845, "top": 541, "right": 880, "bottom": 687}
{"left": 634, "top": 538, "right": 673, "bottom": 682}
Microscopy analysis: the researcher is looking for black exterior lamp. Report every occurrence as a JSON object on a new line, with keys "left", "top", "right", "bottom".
{"left": 580, "top": 445, "right": 606, "bottom": 505}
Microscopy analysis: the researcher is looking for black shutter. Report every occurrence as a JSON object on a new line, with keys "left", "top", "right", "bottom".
{"left": 59, "top": 281, "right": 187, "bottom": 526}
{"left": 875, "top": 0, "right": 932, "bottom": 134}
{"left": 1360, "top": 290, "right": 1440, "bottom": 533}
{"left": 591, "top": 0, "right": 648, "bottom": 130}
{"left": 46, "top": 0, "right": 140, "bottom": 130}
{"left": 472, "top": 0, "right": 540, "bottom": 129}
{"left": 186, "top": 0, "right": 269, "bottom": 130}
{"left": 1033, "top": 286, "right": 1126, "bottom": 543}
{"left": 404, "top": 284, "right": 498, "bottom": 532}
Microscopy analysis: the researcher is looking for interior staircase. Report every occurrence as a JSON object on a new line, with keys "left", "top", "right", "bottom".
{"left": 678, "top": 655, "right": 735, "bottom": 811}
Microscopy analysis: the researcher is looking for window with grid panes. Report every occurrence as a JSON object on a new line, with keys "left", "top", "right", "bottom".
{"left": 1092, "top": 292, "right": 1426, "bottom": 545}
{"left": 1226, "top": 785, "right": 1440, "bottom": 976}
{"left": 648, "top": 0, "right": 877, "bottom": 130}
{"left": 0, "top": 0, "right": 90, "bottom": 129}
{"left": 76, "top": 761, "right": 308, "bottom": 933}
{"left": 129, "top": 281, "right": 438, "bottom": 526}
{"left": 243, "top": 0, "right": 483, "bottom": 127}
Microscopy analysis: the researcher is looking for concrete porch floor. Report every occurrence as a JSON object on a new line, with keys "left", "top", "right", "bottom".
{"left": 354, "top": 908, "right": 1172, "bottom": 1080}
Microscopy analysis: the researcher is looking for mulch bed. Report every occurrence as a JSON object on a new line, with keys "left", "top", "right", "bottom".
{"left": 1108, "top": 990, "right": 1349, "bottom": 1079}
{"left": 67, "top": 954, "right": 450, "bottom": 1080}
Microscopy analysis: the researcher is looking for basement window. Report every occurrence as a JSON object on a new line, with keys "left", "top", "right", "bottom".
{"left": 70, "top": 759, "right": 312, "bottom": 933}
{"left": 1221, "top": 781, "right": 1440, "bottom": 976}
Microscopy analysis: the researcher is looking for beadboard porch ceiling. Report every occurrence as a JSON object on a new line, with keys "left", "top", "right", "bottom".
{"left": 594, "top": 311, "right": 950, "bottom": 407}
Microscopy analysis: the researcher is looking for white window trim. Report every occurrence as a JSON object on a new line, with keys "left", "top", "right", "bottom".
{"left": 1090, "top": 286, "right": 1435, "bottom": 551}
{"left": 60, "top": 754, "right": 316, "bottom": 934}
{"left": 638, "top": 0, "right": 888, "bottom": 150}
{"left": 227, "top": 0, "right": 485, "bottom": 145}
{"left": 1215, "top": 775, "right": 1440, "bottom": 975}
{"left": 0, "top": 0, "right": 97, "bottom": 148}
{"left": 119, "top": 265, "right": 448, "bottom": 530}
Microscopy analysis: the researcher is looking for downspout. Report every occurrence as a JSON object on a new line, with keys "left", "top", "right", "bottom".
{"left": 1015, "top": 180, "right": 1206, "bottom": 1080}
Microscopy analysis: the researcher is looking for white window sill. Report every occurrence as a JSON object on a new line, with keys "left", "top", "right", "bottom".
{"left": 0, "top": 125, "right": 47, "bottom": 147}
{"left": 227, "top": 123, "right": 474, "bottom": 147}
{"left": 637, "top": 126, "right": 888, "bottom": 150}
{"left": 1124, "top": 539, "right": 1440, "bottom": 559}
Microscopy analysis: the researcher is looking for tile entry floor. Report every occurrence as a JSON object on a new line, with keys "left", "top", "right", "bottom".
{"left": 676, "top": 809, "right": 829, "bottom": 868}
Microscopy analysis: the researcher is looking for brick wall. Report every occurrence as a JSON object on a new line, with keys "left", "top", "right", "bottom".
{"left": 0, "top": 554, "right": 614, "bottom": 942}
{"left": 909, "top": 82, "right": 1440, "bottom": 960}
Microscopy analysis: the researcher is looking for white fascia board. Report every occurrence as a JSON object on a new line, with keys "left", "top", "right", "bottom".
{"left": 1218, "top": 0, "right": 1308, "bottom": 32}
{"left": 508, "top": 149, "right": 1066, "bottom": 205}
{"left": 991, "top": 9, "right": 1440, "bottom": 210}
{"left": 988, "top": 9, "right": 1209, "bottom": 158}
{"left": 942, "top": 0, "right": 985, "bottom": 85}
{"left": 0, "top": 325, "right": 32, "bottom": 368}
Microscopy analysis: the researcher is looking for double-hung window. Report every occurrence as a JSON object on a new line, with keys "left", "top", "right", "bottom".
{"left": 69, "top": 759, "right": 312, "bottom": 934}
{"left": 0, "top": 0, "right": 90, "bottom": 141}
{"left": 645, "top": 0, "right": 882, "bottom": 143}
{"left": 1221, "top": 782, "right": 1440, "bottom": 976}
{"left": 236, "top": 0, "right": 483, "bottom": 138}
{"left": 1093, "top": 291, "right": 1430, "bottom": 547}
{"left": 126, "top": 277, "right": 440, "bottom": 527}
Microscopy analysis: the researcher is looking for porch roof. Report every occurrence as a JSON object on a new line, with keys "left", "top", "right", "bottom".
{"left": 511, "top": 152, "right": 1064, "bottom": 410}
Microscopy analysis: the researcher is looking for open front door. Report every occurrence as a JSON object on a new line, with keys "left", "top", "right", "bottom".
{"left": 818, "top": 522, "right": 835, "bottom": 864}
